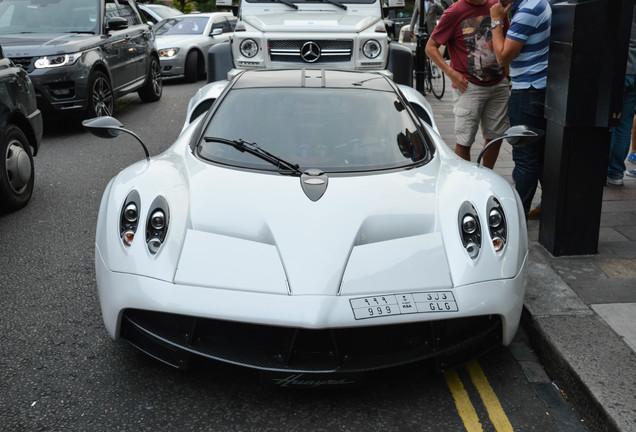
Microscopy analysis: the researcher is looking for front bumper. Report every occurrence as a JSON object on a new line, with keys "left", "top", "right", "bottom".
{"left": 28, "top": 65, "right": 90, "bottom": 114}
{"left": 159, "top": 56, "right": 185, "bottom": 77}
{"left": 96, "top": 246, "right": 527, "bottom": 372}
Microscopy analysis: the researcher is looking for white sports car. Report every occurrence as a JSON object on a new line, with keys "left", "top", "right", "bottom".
{"left": 86, "top": 69, "right": 531, "bottom": 386}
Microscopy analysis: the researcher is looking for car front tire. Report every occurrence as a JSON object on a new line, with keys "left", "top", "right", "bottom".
{"left": 0, "top": 124, "right": 34, "bottom": 213}
{"left": 86, "top": 71, "right": 114, "bottom": 118}
{"left": 138, "top": 56, "right": 163, "bottom": 102}
{"left": 184, "top": 51, "right": 199, "bottom": 83}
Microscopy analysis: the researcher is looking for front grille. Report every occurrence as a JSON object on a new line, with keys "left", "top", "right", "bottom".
{"left": 10, "top": 57, "right": 34, "bottom": 73}
{"left": 121, "top": 309, "right": 502, "bottom": 372}
{"left": 268, "top": 39, "right": 352, "bottom": 64}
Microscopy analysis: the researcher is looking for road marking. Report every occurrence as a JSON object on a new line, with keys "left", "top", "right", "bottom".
{"left": 444, "top": 369, "right": 483, "bottom": 432}
{"left": 466, "top": 360, "right": 514, "bottom": 432}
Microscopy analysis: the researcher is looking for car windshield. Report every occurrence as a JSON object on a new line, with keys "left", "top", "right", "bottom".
{"left": 198, "top": 87, "right": 429, "bottom": 173}
{"left": 144, "top": 4, "right": 181, "bottom": 20}
{"left": 154, "top": 16, "right": 209, "bottom": 35}
{"left": 0, "top": 0, "right": 99, "bottom": 35}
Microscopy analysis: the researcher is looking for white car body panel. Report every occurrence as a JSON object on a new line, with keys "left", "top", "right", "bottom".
{"left": 94, "top": 70, "right": 528, "bottom": 373}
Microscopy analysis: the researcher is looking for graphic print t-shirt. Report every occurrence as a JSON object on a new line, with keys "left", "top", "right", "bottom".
{"left": 430, "top": 0, "right": 509, "bottom": 86}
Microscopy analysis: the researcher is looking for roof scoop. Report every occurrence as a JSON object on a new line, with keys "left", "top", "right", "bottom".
{"left": 301, "top": 169, "right": 328, "bottom": 201}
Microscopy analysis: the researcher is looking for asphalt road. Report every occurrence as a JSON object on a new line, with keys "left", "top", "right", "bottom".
{"left": 0, "top": 79, "right": 584, "bottom": 431}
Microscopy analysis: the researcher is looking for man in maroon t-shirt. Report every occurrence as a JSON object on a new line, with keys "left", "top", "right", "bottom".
{"left": 425, "top": 0, "right": 510, "bottom": 169}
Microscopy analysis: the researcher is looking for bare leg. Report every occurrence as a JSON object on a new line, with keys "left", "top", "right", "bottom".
{"left": 480, "top": 139, "right": 501, "bottom": 170}
{"left": 454, "top": 144, "right": 471, "bottom": 161}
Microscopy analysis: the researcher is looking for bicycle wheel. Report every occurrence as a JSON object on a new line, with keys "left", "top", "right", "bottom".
{"left": 424, "top": 61, "right": 433, "bottom": 94}
{"left": 430, "top": 63, "right": 445, "bottom": 99}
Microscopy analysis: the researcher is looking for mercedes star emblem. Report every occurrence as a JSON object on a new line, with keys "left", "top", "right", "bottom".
{"left": 300, "top": 41, "right": 321, "bottom": 63}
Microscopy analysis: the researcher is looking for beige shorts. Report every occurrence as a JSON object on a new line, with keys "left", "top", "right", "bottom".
{"left": 452, "top": 79, "right": 510, "bottom": 147}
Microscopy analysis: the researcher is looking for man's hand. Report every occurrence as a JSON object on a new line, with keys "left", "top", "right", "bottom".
{"left": 448, "top": 69, "right": 468, "bottom": 93}
{"left": 490, "top": 1, "right": 511, "bottom": 21}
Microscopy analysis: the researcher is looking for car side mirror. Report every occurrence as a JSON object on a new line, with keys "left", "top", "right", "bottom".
{"left": 476, "top": 125, "right": 544, "bottom": 166}
{"left": 83, "top": 116, "right": 150, "bottom": 161}
{"left": 211, "top": 28, "right": 223, "bottom": 36}
{"left": 107, "top": 17, "right": 129, "bottom": 31}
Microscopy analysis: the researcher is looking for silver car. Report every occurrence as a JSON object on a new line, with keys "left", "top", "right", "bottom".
{"left": 137, "top": 3, "right": 181, "bottom": 25}
{"left": 154, "top": 13, "right": 236, "bottom": 82}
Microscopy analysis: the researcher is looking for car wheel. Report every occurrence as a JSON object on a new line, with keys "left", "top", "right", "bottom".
{"left": 184, "top": 51, "right": 199, "bottom": 83}
{"left": 138, "top": 56, "right": 163, "bottom": 103}
{"left": 0, "top": 124, "right": 34, "bottom": 213}
{"left": 86, "top": 71, "right": 114, "bottom": 118}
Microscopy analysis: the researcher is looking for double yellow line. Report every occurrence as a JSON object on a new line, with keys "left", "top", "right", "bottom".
{"left": 444, "top": 360, "right": 514, "bottom": 432}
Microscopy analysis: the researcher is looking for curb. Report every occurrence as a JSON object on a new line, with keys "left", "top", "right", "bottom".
{"left": 521, "top": 243, "right": 636, "bottom": 432}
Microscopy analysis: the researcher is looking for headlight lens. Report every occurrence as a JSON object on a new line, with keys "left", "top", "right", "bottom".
{"left": 158, "top": 48, "right": 180, "bottom": 58}
{"left": 120, "top": 191, "right": 141, "bottom": 248}
{"left": 145, "top": 197, "right": 169, "bottom": 255}
{"left": 240, "top": 39, "right": 259, "bottom": 58}
{"left": 487, "top": 197, "right": 507, "bottom": 252}
{"left": 362, "top": 40, "right": 381, "bottom": 59}
{"left": 458, "top": 202, "right": 481, "bottom": 260}
{"left": 34, "top": 53, "right": 81, "bottom": 69}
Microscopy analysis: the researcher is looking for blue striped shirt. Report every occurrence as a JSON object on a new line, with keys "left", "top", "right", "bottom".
{"left": 507, "top": 0, "right": 551, "bottom": 89}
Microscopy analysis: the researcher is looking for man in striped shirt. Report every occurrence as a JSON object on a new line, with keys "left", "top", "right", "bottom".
{"left": 490, "top": 0, "right": 551, "bottom": 218}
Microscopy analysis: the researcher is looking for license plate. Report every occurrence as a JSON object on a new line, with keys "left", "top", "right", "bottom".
{"left": 350, "top": 291, "right": 458, "bottom": 320}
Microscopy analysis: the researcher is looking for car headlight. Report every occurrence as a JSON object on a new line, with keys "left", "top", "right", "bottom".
{"left": 362, "top": 40, "right": 381, "bottom": 59}
{"left": 120, "top": 191, "right": 141, "bottom": 247}
{"left": 34, "top": 53, "right": 81, "bottom": 69}
{"left": 146, "top": 196, "right": 169, "bottom": 255}
{"left": 458, "top": 201, "right": 481, "bottom": 259}
{"left": 487, "top": 197, "right": 507, "bottom": 253}
{"left": 158, "top": 47, "right": 180, "bottom": 58}
{"left": 240, "top": 39, "right": 259, "bottom": 58}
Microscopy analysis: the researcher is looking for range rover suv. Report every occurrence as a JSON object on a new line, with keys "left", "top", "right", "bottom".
{"left": 0, "top": 0, "right": 162, "bottom": 118}
{"left": 0, "top": 44, "right": 43, "bottom": 213}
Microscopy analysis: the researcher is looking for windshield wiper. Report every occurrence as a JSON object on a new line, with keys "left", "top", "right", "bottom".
{"left": 310, "top": 0, "right": 347, "bottom": 10}
{"left": 271, "top": 0, "right": 299, "bottom": 10}
{"left": 203, "top": 137, "right": 303, "bottom": 176}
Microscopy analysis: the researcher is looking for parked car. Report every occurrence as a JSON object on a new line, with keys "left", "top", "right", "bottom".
{"left": 137, "top": 2, "right": 181, "bottom": 26}
{"left": 153, "top": 12, "right": 236, "bottom": 82}
{"left": 84, "top": 69, "right": 534, "bottom": 387}
{"left": 0, "top": 44, "right": 43, "bottom": 213}
{"left": 0, "top": 0, "right": 162, "bottom": 119}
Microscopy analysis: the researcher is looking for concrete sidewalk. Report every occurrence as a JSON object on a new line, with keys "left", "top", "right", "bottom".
{"left": 425, "top": 91, "right": 636, "bottom": 432}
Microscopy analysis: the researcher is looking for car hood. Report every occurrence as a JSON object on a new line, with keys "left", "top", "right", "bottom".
{"left": 242, "top": 10, "right": 383, "bottom": 33}
{"left": 0, "top": 33, "right": 101, "bottom": 57}
{"left": 155, "top": 34, "right": 203, "bottom": 49}
{"left": 172, "top": 158, "right": 449, "bottom": 297}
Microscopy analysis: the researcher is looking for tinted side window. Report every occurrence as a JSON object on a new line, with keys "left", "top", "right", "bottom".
{"left": 105, "top": 0, "right": 141, "bottom": 25}
{"left": 211, "top": 18, "right": 225, "bottom": 33}
{"left": 227, "top": 18, "right": 237, "bottom": 32}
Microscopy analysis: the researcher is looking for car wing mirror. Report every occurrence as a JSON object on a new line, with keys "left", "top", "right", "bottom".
{"left": 476, "top": 125, "right": 544, "bottom": 166}
{"left": 211, "top": 28, "right": 223, "bottom": 36}
{"left": 107, "top": 17, "right": 129, "bottom": 31}
{"left": 83, "top": 116, "right": 150, "bottom": 161}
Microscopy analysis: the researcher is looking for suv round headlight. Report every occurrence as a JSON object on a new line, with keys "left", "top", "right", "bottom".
{"left": 240, "top": 39, "right": 259, "bottom": 58}
{"left": 362, "top": 40, "right": 381, "bottom": 59}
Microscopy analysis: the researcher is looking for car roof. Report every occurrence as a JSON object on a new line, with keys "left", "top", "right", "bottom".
{"left": 231, "top": 69, "right": 395, "bottom": 91}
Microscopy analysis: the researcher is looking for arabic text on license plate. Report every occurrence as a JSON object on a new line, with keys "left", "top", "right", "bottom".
{"left": 349, "top": 291, "right": 458, "bottom": 320}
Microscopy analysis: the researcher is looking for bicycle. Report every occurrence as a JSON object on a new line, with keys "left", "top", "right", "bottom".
{"left": 413, "top": 30, "right": 446, "bottom": 100}
{"left": 423, "top": 54, "right": 445, "bottom": 100}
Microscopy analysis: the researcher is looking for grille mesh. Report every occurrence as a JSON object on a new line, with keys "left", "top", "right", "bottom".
{"left": 121, "top": 309, "right": 502, "bottom": 372}
{"left": 268, "top": 39, "right": 353, "bottom": 64}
